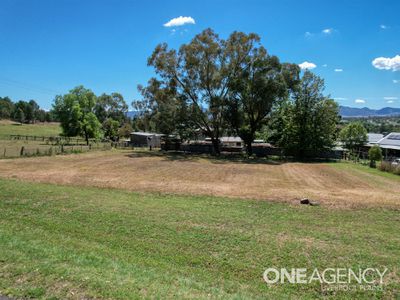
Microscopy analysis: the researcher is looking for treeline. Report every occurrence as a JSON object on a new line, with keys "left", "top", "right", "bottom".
{"left": 52, "top": 87, "right": 133, "bottom": 144}
{"left": 343, "top": 117, "right": 400, "bottom": 134}
{"left": 133, "top": 29, "right": 340, "bottom": 159}
{"left": 1, "top": 90, "right": 135, "bottom": 145}
{"left": 0, "top": 97, "right": 56, "bottom": 123}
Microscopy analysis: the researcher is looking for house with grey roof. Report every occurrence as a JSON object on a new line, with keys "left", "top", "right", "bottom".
{"left": 366, "top": 132, "right": 400, "bottom": 158}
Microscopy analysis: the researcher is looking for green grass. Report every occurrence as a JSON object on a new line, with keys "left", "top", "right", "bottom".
{"left": 0, "top": 179, "right": 399, "bottom": 299}
{"left": 329, "top": 161, "right": 400, "bottom": 180}
{"left": 0, "top": 121, "right": 62, "bottom": 138}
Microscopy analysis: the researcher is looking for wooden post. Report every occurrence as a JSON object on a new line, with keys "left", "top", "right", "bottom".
{"left": 3, "top": 148, "right": 6, "bottom": 158}
{"left": 20, "top": 146, "right": 25, "bottom": 156}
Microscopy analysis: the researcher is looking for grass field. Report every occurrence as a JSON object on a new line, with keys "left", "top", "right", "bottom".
{"left": 0, "top": 150, "right": 399, "bottom": 209}
{"left": 0, "top": 120, "right": 62, "bottom": 138}
{"left": 0, "top": 178, "right": 399, "bottom": 299}
{"left": 1, "top": 150, "right": 400, "bottom": 298}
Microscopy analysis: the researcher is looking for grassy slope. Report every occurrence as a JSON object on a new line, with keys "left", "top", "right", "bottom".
{"left": 329, "top": 161, "right": 400, "bottom": 180}
{"left": 0, "top": 179, "right": 399, "bottom": 299}
{"left": 0, "top": 121, "right": 62, "bottom": 138}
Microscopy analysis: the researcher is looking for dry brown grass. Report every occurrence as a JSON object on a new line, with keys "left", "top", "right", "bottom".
{"left": 0, "top": 149, "right": 399, "bottom": 209}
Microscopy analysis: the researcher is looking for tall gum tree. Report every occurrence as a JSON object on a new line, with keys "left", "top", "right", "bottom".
{"left": 146, "top": 29, "right": 263, "bottom": 154}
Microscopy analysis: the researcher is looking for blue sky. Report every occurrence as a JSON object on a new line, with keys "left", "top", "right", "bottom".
{"left": 1, "top": 0, "right": 399, "bottom": 110}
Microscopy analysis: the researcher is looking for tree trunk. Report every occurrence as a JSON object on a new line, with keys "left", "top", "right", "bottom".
{"left": 211, "top": 137, "right": 220, "bottom": 156}
{"left": 245, "top": 141, "right": 253, "bottom": 156}
{"left": 84, "top": 130, "right": 89, "bottom": 146}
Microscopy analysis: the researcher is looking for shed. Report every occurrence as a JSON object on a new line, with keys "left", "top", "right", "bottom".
{"left": 130, "top": 132, "right": 163, "bottom": 148}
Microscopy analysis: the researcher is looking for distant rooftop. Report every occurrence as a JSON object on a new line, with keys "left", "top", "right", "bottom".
{"left": 376, "top": 132, "right": 400, "bottom": 150}
{"left": 367, "top": 133, "right": 384, "bottom": 144}
{"left": 130, "top": 132, "right": 164, "bottom": 137}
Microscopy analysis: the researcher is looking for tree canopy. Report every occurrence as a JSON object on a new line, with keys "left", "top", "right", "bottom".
{"left": 269, "top": 71, "right": 339, "bottom": 159}
{"left": 94, "top": 93, "right": 128, "bottom": 124}
{"left": 137, "top": 28, "right": 340, "bottom": 157}
{"left": 144, "top": 29, "right": 276, "bottom": 154}
{"left": 53, "top": 86, "right": 101, "bottom": 144}
{"left": 339, "top": 122, "right": 368, "bottom": 154}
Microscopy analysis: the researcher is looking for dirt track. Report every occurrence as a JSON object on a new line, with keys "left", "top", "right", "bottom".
{"left": 0, "top": 150, "right": 399, "bottom": 208}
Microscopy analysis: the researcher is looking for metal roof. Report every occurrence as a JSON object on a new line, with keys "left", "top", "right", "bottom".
{"left": 220, "top": 136, "right": 242, "bottom": 143}
{"left": 367, "top": 133, "right": 384, "bottom": 144}
{"left": 376, "top": 132, "right": 400, "bottom": 147}
{"left": 131, "top": 132, "right": 164, "bottom": 137}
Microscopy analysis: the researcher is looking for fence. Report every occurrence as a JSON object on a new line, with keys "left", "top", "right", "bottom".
{"left": 8, "top": 134, "right": 97, "bottom": 145}
{"left": 1, "top": 143, "right": 112, "bottom": 159}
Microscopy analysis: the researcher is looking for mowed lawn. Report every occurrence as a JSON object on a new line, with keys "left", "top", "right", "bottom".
{"left": 0, "top": 120, "right": 62, "bottom": 138}
{"left": 0, "top": 178, "right": 399, "bottom": 299}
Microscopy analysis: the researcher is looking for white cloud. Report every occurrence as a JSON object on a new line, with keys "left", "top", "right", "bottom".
{"left": 334, "top": 68, "right": 343, "bottom": 72}
{"left": 333, "top": 97, "right": 347, "bottom": 101}
{"left": 322, "top": 64, "right": 328, "bottom": 67}
{"left": 304, "top": 31, "right": 313, "bottom": 38}
{"left": 163, "top": 16, "right": 195, "bottom": 27}
{"left": 372, "top": 55, "right": 400, "bottom": 71}
{"left": 394, "top": 80, "right": 400, "bottom": 83}
{"left": 380, "top": 24, "right": 389, "bottom": 29}
{"left": 355, "top": 99, "right": 366, "bottom": 104}
{"left": 298, "top": 61, "right": 317, "bottom": 70}
{"left": 387, "top": 100, "right": 394, "bottom": 104}
{"left": 322, "top": 28, "right": 333, "bottom": 34}
{"left": 384, "top": 97, "right": 398, "bottom": 100}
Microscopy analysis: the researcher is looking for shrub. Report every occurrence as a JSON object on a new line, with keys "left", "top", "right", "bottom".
{"left": 368, "top": 145, "right": 383, "bottom": 168}
{"left": 394, "top": 165, "right": 400, "bottom": 176}
{"left": 378, "top": 161, "right": 400, "bottom": 176}
{"left": 378, "top": 161, "right": 393, "bottom": 172}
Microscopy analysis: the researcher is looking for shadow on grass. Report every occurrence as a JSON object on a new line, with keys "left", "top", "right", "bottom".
{"left": 124, "top": 149, "right": 286, "bottom": 165}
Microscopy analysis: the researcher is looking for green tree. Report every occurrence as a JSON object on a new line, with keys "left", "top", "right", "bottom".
{"left": 226, "top": 51, "right": 299, "bottom": 155}
{"left": 14, "top": 108, "right": 25, "bottom": 124}
{"left": 53, "top": 86, "right": 101, "bottom": 144}
{"left": 102, "top": 118, "right": 120, "bottom": 141}
{"left": 339, "top": 122, "right": 368, "bottom": 157}
{"left": 28, "top": 100, "right": 40, "bottom": 123}
{"left": 368, "top": 145, "right": 383, "bottom": 168}
{"left": 133, "top": 78, "right": 196, "bottom": 140}
{"left": 94, "top": 93, "right": 128, "bottom": 124}
{"left": 272, "top": 71, "right": 339, "bottom": 159}
{"left": 146, "top": 29, "right": 263, "bottom": 154}
{"left": 13, "top": 101, "right": 29, "bottom": 123}
{"left": 118, "top": 122, "right": 133, "bottom": 138}
{"left": 35, "top": 109, "right": 47, "bottom": 122}
{"left": 0, "top": 97, "right": 14, "bottom": 119}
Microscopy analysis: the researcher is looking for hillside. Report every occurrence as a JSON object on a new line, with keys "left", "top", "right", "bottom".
{"left": 340, "top": 106, "right": 400, "bottom": 117}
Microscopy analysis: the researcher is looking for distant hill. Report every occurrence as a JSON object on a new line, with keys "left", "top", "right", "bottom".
{"left": 339, "top": 106, "right": 400, "bottom": 117}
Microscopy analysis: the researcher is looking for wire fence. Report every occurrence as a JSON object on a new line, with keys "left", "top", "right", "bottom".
{"left": 1, "top": 141, "right": 113, "bottom": 159}
{"left": 6, "top": 134, "right": 97, "bottom": 145}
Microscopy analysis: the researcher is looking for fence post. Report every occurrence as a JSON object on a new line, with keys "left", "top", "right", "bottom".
{"left": 3, "top": 148, "right": 6, "bottom": 158}
{"left": 20, "top": 146, "right": 25, "bottom": 157}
